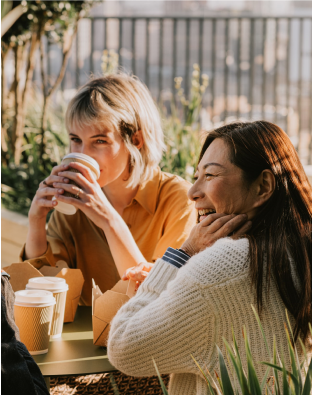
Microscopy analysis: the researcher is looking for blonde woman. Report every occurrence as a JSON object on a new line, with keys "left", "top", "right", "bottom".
{"left": 20, "top": 74, "right": 200, "bottom": 305}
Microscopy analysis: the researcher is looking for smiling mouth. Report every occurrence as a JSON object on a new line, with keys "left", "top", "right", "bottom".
{"left": 198, "top": 208, "right": 216, "bottom": 222}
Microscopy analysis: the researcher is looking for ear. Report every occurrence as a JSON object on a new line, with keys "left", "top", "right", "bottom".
{"left": 131, "top": 130, "right": 144, "bottom": 150}
{"left": 252, "top": 169, "right": 276, "bottom": 208}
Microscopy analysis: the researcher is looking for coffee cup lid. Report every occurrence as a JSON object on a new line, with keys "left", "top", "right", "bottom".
{"left": 63, "top": 153, "right": 100, "bottom": 179}
{"left": 15, "top": 290, "right": 56, "bottom": 305}
{"left": 26, "top": 277, "right": 69, "bottom": 291}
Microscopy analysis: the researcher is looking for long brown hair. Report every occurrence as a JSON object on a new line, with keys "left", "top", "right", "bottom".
{"left": 199, "top": 121, "right": 312, "bottom": 341}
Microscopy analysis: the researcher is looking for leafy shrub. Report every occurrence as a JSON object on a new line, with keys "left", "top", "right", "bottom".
{"left": 160, "top": 64, "right": 209, "bottom": 183}
{"left": 1, "top": 92, "right": 68, "bottom": 216}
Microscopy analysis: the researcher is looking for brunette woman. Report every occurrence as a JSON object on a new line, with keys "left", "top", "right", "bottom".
{"left": 108, "top": 121, "right": 312, "bottom": 395}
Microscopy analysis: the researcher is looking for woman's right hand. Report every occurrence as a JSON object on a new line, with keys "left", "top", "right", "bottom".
{"left": 180, "top": 213, "right": 252, "bottom": 257}
{"left": 28, "top": 164, "right": 70, "bottom": 222}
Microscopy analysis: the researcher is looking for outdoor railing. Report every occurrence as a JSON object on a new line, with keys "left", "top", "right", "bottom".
{"left": 42, "top": 15, "right": 311, "bottom": 165}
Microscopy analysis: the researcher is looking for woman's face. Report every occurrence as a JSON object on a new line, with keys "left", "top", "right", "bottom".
{"left": 188, "top": 138, "right": 259, "bottom": 222}
{"left": 68, "top": 123, "right": 130, "bottom": 188}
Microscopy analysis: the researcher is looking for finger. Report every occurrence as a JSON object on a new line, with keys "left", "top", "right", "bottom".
{"left": 41, "top": 175, "right": 70, "bottom": 188}
{"left": 36, "top": 198, "right": 58, "bottom": 208}
{"left": 54, "top": 193, "right": 83, "bottom": 207}
{"left": 200, "top": 212, "right": 229, "bottom": 227}
{"left": 232, "top": 221, "right": 252, "bottom": 239}
{"left": 67, "top": 162, "right": 97, "bottom": 183}
{"left": 37, "top": 187, "right": 64, "bottom": 198}
{"left": 50, "top": 164, "right": 70, "bottom": 176}
{"left": 128, "top": 270, "right": 149, "bottom": 282}
{"left": 205, "top": 214, "right": 237, "bottom": 232}
{"left": 53, "top": 182, "right": 85, "bottom": 197}
{"left": 215, "top": 214, "right": 248, "bottom": 237}
{"left": 57, "top": 170, "right": 93, "bottom": 189}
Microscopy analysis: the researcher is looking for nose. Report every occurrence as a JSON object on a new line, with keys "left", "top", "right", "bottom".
{"left": 187, "top": 179, "right": 206, "bottom": 201}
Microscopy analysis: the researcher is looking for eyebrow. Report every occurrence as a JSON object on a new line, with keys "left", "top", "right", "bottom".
{"left": 69, "top": 133, "right": 108, "bottom": 138}
{"left": 203, "top": 162, "right": 225, "bottom": 169}
{"left": 195, "top": 162, "right": 226, "bottom": 172}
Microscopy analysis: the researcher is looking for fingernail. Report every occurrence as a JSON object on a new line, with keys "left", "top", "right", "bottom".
{"left": 64, "top": 178, "right": 69, "bottom": 182}
{"left": 246, "top": 221, "right": 252, "bottom": 227}
{"left": 53, "top": 183, "right": 57, "bottom": 186}
{"left": 63, "top": 164, "right": 67, "bottom": 168}
{"left": 241, "top": 214, "right": 248, "bottom": 219}
{"left": 52, "top": 200, "right": 57, "bottom": 205}
{"left": 58, "top": 189, "right": 63, "bottom": 193}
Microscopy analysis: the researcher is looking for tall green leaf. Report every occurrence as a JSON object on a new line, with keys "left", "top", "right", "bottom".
{"left": 153, "top": 359, "right": 169, "bottom": 395}
{"left": 217, "top": 346, "right": 235, "bottom": 395}
{"left": 243, "top": 327, "right": 262, "bottom": 395}
{"left": 301, "top": 358, "right": 312, "bottom": 395}
{"left": 273, "top": 336, "right": 282, "bottom": 395}
{"left": 191, "top": 355, "right": 219, "bottom": 395}
{"left": 109, "top": 374, "right": 120, "bottom": 395}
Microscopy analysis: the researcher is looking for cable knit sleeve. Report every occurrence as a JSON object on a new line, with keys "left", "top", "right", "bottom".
{"left": 107, "top": 257, "right": 215, "bottom": 377}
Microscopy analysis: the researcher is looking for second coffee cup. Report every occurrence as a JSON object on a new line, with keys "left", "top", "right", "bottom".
{"left": 14, "top": 290, "right": 56, "bottom": 355}
{"left": 53, "top": 153, "right": 100, "bottom": 215}
{"left": 26, "top": 277, "right": 69, "bottom": 338}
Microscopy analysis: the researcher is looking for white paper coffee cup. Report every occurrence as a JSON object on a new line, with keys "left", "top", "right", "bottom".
{"left": 53, "top": 153, "right": 100, "bottom": 215}
{"left": 26, "top": 277, "right": 69, "bottom": 339}
{"left": 14, "top": 290, "right": 56, "bottom": 355}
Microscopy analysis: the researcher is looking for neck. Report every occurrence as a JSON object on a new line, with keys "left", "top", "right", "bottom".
{"left": 102, "top": 180, "right": 139, "bottom": 216}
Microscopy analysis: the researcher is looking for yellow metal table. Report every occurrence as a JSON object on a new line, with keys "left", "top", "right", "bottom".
{"left": 33, "top": 306, "right": 116, "bottom": 387}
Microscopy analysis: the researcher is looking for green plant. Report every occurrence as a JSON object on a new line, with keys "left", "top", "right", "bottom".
{"left": 1, "top": 0, "right": 93, "bottom": 165}
{"left": 154, "top": 307, "right": 312, "bottom": 395}
{"left": 160, "top": 64, "right": 209, "bottom": 182}
{"left": 1, "top": 91, "right": 68, "bottom": 217}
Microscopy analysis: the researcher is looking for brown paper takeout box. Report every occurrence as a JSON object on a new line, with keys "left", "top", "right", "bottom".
{"left": 92, "top": 279, "right": 136, "bottom": 347}
{"left": 3, "top": 261, "right": 84, "bottom": 322}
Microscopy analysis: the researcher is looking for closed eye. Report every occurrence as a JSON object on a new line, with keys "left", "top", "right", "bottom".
{"left": 70, "top": 137, "right": 81, "bottom": 143}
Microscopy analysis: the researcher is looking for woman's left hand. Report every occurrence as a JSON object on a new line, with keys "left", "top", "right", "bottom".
{"left": 54, "top": 162, "right": 116, "bottom": 228}
{"left": 122, "top": 262, "right": 154, "bottom": 291}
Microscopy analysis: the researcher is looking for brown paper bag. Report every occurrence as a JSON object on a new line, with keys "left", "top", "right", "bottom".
{"left": 3, "top": 262, "right": 84, "bottom": 322}
{"left": 92, "top": 279, "right": 136, "bottom": 347}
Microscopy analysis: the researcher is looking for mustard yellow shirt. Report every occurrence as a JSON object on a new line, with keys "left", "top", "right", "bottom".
{"left": 20, "top": 167, "right": 197, "bottom": 305}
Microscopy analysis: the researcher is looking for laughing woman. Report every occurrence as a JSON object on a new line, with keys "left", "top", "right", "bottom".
{"left": 108, "top": 121, "right": 312, "bottom": 394}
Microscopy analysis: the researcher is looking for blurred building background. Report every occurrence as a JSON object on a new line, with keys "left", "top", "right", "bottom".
{"left": 5, "top": 0, "right": 312, "bottom": 167}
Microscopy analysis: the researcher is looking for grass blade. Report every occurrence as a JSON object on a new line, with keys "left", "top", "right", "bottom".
{"left": 301, "top": 358, "right": 312, "bottom": 395}
{"left": 217, "top": 345, "right": 235, "bottom": 395}
{"left": 109, "top": 374, "right": 120, "bottom": 395}
{"left": 243, "top": 327, "right": 262, "bottom": 395}
{"left": 152, "top": 359, "right": 169, "bottom": 395}
{"left": 284, "top": 324, "right": 301, "bottom": 394}
{"left": 191, "top": 355, "right": 218, "bottom": 395}
{"left": 252, "top": 305, "right": 271, "bottom": 357}
{"left": 261, "top": 362, "right": 299, "bottom": 385}
{"left": 273, "top": 336, "right": 282, "bottom": 395}
{"left": 285, "top": 312, "right": 303, "bottom": 392}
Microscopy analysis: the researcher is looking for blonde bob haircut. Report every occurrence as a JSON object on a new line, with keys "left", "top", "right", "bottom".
{"left": 65, "top": 73, "right": 166, "bottom": 188}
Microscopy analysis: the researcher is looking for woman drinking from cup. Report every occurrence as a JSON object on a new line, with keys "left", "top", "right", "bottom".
{"left": 20, "top": 74, "right": 205, "bottom": 305}
{"left": 108, "top": 121, "right": 312, "bottom": 394}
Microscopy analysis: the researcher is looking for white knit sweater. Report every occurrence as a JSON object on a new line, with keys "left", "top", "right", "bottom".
{"left": 108, "top": 238, "right": 310, "bottom": 395}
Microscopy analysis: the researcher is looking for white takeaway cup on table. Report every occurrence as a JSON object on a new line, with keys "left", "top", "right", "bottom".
{"left": 14, "top": 290, "right": 56, "bottom": 355}
{"left": 52, "top": 153, "right": 101, "bottom": 215}
{"left": 26, "top": 277, "right": 69, "bottom": 339}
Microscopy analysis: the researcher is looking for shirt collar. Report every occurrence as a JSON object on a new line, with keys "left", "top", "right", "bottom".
{"left": 132, "top": 167, "right": 161, "bottom": 215}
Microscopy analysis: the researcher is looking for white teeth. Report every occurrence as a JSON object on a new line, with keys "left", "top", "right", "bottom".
{"left": 198, "top": 209, "right": 216, "bottom": 215}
